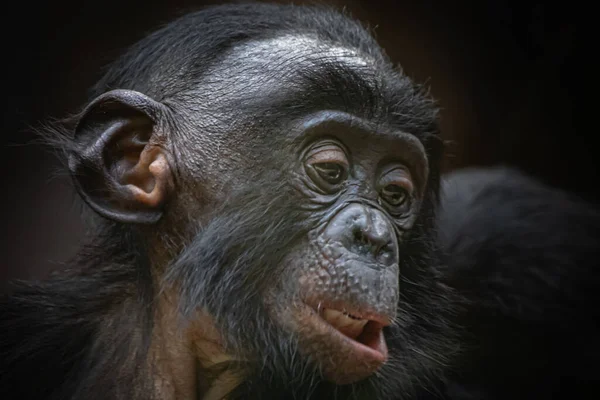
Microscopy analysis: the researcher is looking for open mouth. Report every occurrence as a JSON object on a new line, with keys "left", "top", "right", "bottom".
{"left": 313, "top": 305, "right": 389, "bottom": 362}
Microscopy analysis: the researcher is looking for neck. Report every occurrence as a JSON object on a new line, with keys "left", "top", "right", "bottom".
{"left": 149, "top": 289, "right": 245, "bottom": 399}
{"left": 116, "top": 226, "right": 246, "bottom": 399}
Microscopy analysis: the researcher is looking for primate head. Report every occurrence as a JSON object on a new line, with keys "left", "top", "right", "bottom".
{"left": 57, "top": 3, "right": 453, "bottom": 397}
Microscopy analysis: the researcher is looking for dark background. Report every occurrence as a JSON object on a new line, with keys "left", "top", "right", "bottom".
{"left": 1, "top": 0, "right": 592, "bottom": 285}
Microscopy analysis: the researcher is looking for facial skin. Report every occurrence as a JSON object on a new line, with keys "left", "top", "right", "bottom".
{"left": 279, "top": 134, "right": 418, "bottom": 382}
{"left": 267, "top": 112, "right": 428, "bottom": 384}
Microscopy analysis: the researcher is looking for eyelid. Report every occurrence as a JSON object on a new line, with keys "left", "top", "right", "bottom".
{"left": 306, "top": 142, "right": 349, "bottom": 166}
{"left": 379, "top": 166, "right": 414, "bottom": 192}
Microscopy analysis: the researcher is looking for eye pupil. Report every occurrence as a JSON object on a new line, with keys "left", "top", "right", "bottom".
{"left": 383, "top": 185, "right": 407, "bottom": 206}
{"left": 314, "top": 163, "right": 343, "bottom": 184}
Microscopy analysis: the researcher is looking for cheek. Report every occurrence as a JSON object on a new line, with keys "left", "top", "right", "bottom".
{"left": 297, "top": 242, "right": 363, "bottom": 301}
{"left": 266, "top": 240, "right": 360, "bottom": 307}
{"left": 298, "top": 238, "right": 400, "bottom": 316}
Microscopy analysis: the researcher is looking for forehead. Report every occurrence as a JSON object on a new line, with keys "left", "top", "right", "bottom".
{"left": 232, "top": 34, "right": 375, "bottom": 73}
{"left": 198, "top": 34, "right": 382, "bottom": 115}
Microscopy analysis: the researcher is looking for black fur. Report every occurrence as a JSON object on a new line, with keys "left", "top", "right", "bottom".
{"left": 1, "top": 3, "right": 599, "bottom": 400}
{"left": 438, "top": 167, "right": 600, "bottom": 399}
{"left": 0, "top": 226, "right": 156, "bottom": 399}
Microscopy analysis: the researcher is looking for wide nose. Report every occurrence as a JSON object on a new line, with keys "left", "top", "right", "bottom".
{"left": 323, "top": 203, "right": 398, "bottom": 266}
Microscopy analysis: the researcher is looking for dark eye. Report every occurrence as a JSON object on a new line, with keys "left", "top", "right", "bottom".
{"left": 381, "top": 184, "right": 408, "bottom": 207}
{"left": 377, "top": 165, "right": 414, "bottom": 215}
{"left": 305, "top": 141, "right": 349, "bottom": 191}
{"left": 313, "top": 162, "right": 344, "bottom": 185}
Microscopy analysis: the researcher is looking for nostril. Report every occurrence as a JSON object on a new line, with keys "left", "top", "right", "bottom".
{"left": 380, "top": 242, "right": 392, "bottom": 255}
{"left": 375, "top": 242, "right": 394, "bottom": 264}
{"left": 351, "top": 226, "right": 394, "bottom": 259}
{"left": 353, "top": 229, "right": 367, "bottom": 245}
{"left": 353, "top": 229, "right": 361, "bottom": 242}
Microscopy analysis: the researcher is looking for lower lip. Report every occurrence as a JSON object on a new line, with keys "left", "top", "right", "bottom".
{"left": 312, "top": 307, "right": 389, "bottom": 363}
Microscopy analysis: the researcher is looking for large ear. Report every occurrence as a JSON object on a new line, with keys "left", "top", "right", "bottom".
{"left": 68, "top": 89, "right": 174, "bottom": 224}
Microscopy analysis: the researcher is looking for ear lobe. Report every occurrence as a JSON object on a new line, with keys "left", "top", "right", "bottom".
{"left": 68, "top": 89, "right": 174, "bottom": 224}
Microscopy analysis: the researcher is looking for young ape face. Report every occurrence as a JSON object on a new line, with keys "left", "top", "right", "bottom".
{"left": 65, "top": 5, "right": 452, "bottom": 397}
{"left": 268, "top": 116, "right": 426, "bottom": 384}
{"left": 166, "top": 35, "right": 432, "bottom": 385}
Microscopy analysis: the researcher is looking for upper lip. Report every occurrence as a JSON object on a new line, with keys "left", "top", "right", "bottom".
{"left": 305, "top": 299, "right": 393, "bottom": 327}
